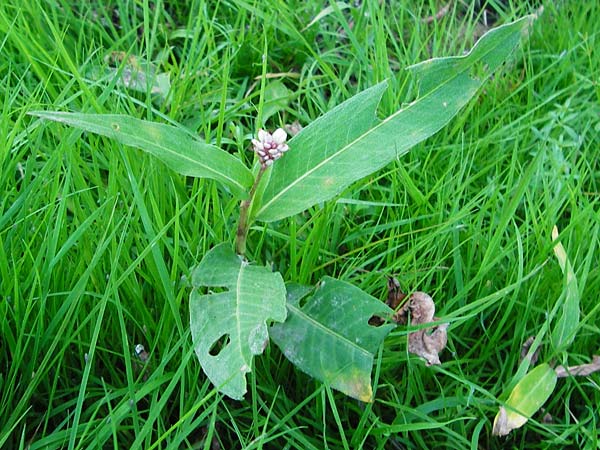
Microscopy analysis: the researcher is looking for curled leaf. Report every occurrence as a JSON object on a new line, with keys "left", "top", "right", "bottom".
{"left": 555, "top": 355, "right": 600, "bottom": 378}
{"left": 368, "top": 277, "right": 407, "bottom": 326}
{"left": 395, "top": 291, "right": 448, "bottom": 366}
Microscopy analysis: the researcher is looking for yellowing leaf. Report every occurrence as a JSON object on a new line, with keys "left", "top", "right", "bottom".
{"left": 271, "top": 278, "right": 395, "bottom": 402}
{"left": 492, "top": 364, "right": 557, "bottom": 436}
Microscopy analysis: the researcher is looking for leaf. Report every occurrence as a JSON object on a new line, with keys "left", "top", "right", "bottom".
{"left": 31, "top": 112, "right": 254, "bottom": 198}
{"left": 189, "top": 244, "right": 287, "bottom": 400}
{"left": 393, "top": 292, "right": 448, "bottom": 366}
{"left": 261, "top": 80, "right": 292, "bottom": 123}
{"left": 255, "top": 16, "right": 534, "bottom": 222}
{"left": 550, "top": 225, "right": 580, "bottom": 351}
{"left": 302, "top": 2, "right": 352, "bottom": 31}
{"left": 555, "top": 355, "right": 600, "bottom": 378}
{"left": 271, "top": 277, "right": 395, "bottom": 402}
{"left": 88, "top": 52, "right": 171, "bottom": 99}
{"left": 492, "top": 363, "right": 557, "bottom": 436}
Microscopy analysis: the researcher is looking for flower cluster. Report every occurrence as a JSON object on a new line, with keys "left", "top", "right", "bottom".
{"left": 251, "top": 128, "right": 289, "bottom": 168}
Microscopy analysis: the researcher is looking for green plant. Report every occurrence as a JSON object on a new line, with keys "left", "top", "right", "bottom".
{"left": 31, "top": 16, "right": 533, "bottom": 403}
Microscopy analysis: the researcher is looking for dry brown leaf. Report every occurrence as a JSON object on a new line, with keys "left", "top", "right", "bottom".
{"left": 368, "top": 277, "right": 407, "bottom": 326}
{"left": 555, "top": 355, "right": 600, "bottom": 378}
{"left": 520, "top": 336, "right": 540, "bottom": 366}
{"left": 395, "top": 292, "right": 448, "bottom": 366}
{"left": 369, "top": 279, "right": 448, "bottom": 365}
{"left": 386, "top": 277, "right": 407, "bottom": 311}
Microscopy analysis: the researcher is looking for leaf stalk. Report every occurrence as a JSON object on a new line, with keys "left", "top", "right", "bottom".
{"left": 236, "top": 167, "right": 265, "bottom": 256}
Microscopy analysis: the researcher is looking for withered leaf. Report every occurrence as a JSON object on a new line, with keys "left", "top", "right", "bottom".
{"left": 520, "top": 336, "right": 540, "bottom": 366}
{"left": 395, "top": 291, "right": 448, "bottom": 366}
{"left": 386, "top": 277, "right": 408, "bottom": 310}
{"left": 555, "top": 355, "right": 600, "bottom": 378}
{"left": 369, "top": 280, "right": 448, "bottom": 365}
{"left": 369, "top": 277, "right": 448, "bottom": 366}
{"left": 368, "top": 277, "right": 407, "bottom": 326}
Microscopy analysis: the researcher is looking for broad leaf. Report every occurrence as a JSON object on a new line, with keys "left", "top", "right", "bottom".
{"left": 492, "top": 363, "right": 557, "bottom": 436}
{"left": 31, "top": 112, "right": 254, "bottom": 198}
{"left": 256, "top": 16, "right": 534, "bottom": 221}
{"left": 271, "top": 278, "right": 395, "bottom": 402}
{"left": 190, "top": 244, "right": 287, "bottom": 400}
{"left": 550, "top": 225, "right": 580, "bottom": 351}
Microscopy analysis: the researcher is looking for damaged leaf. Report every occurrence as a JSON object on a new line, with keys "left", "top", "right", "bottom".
{"left": 368, "top": 277, "right": 407, "bottom": 326}
{"left": 271, "top": 278, "right": 395, "bottom": 402}
{"left": 492, "top": 363, "right": 557, "bottom": 437}
{"left": 395, "top": 292, "right": 448, "bottom": 366}
{"left": 555, "top": 355, "right": 600, "bottom": 378}
{"left": 190, "top": 244, "right": 287, "bottom": 400}
{"left": 90, "top": 51, "right": 171, "bottom": 99}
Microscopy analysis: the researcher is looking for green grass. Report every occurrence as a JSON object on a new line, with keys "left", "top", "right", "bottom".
{"left": 1, "top": 0, "right": 599, "bottom": 448}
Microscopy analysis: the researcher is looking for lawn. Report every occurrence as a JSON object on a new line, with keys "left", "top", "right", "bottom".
{"left": 1, "top": 1, "right": 599, "bottom": 448}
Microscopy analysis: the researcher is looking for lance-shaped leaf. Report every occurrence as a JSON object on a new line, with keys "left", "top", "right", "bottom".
{"left": 31, "top": 112, "right": 254, "bottom": 198}
{"left": 190, "top": 244, "right": 287, "bottom": 400}
{"left": 492, "top": 363, "right": 557, "bottom": 436}
{"left": 255, "top": 16, "right": 534, "bottom": 222}
{"left": 550, "top": 225, "right": 580, "bottom": 351}
{"left": 271, "top": 278, "right": 395, "bottom": 402}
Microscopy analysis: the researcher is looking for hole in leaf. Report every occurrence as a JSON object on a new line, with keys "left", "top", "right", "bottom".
{"left": 298, "top": 294, "right": 310, "bottom": 308}
{"left": 208, "top": 334, "right": 230, "bottom": 356}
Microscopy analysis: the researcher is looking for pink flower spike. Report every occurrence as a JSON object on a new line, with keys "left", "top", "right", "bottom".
{"left": 250, "top": 127, "right": 290, "bottom": 168}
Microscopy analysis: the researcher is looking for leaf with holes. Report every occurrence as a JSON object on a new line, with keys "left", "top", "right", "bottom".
{"left": 31, "top": 112, "right": 254, "bottom": 198}
{"left": 190, "top": 244, "right": 287, "bottom": 399}
{"left": 271, "top": 278, "right": 395, "bottom": 402}
{"left": 255, "top": 16, "right": 534, "bottom": 221}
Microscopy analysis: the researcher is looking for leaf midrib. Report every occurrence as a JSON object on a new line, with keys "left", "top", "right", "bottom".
{"left": 236, "top": 262, "right": 244, "bottom": 363}
{"left": 286, "top": 302, "right": 371, "bottom": 359}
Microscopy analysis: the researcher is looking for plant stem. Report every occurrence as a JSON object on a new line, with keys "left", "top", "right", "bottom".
{"left": 236, "top": 167, "right": 265, "bottom": 256}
